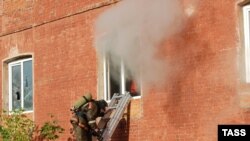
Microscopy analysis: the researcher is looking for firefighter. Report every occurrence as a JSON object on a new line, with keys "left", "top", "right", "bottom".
{"left": 70, "top": 93, "right": 108, "bottom": 141}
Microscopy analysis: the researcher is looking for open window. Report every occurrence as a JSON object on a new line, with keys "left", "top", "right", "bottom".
{"left": 7, "top": 58, "right": 33, "bottom": 112}
{"left": 103, "top": 55, "right": 141, "bottom": 101}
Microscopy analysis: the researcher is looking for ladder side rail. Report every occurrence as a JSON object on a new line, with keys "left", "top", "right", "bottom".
{"left": 107, "top": 94, "right": 130, "bottom": 131}
{"left": 97, "top": 93, "right": 121, "bottom": 129}
{"left": 104, "top": 94, "right": 129, "bottom": 130}
{"left": 104, "top": 94, "right": 131, "bottom": 131}
{"left": 102, "top": 95, "right": 131, "bottom": 141}
{"left": 108, "top": 93, "right": 120, "bottom": 107}
{"left": 101, "top": 93, "right": 131, "bottom": 141}
{"left": 104, "top": 93, "right": 122, "bottom": 119}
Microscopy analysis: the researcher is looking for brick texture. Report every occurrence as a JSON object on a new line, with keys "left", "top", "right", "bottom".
{"left": 0, "top": 0, "right": 249, "bottom": 141}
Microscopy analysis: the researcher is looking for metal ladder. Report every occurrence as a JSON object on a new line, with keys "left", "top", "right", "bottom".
{"left": 97, "top": 92, "right": 132, "bottom": 141}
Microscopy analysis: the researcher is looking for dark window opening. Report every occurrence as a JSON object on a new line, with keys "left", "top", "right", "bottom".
{"left": 110, "top": 76, "right": 120, "bottom": 98}
{"left": 104, "top": 55, "right": 141, "bottom": 100}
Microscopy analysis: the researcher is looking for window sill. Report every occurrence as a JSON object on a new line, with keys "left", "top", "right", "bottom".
{"left": 106, "top": 95, "right": 141, "bottom": 103}
{"left": 131, "top": 96, "right": 141, "bottom": 100}
{"left": 23, "top": 110, "right": 34, "bottom": 114}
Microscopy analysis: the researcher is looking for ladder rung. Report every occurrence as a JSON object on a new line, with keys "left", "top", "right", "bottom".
{"left": 108, "top": 106, "right": 117, "bottom": 110}
{"left": 112, "top": 95, "right": 123, "bottom": 99}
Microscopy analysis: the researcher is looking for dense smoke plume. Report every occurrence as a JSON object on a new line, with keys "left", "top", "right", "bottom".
{"left": 95, "top": 0, "right": 184, "bottom": 88}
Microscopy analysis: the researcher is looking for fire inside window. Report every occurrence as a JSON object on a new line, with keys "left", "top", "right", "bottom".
{"left": 8, "top": 58, "right": 33, "bottom": 112}
{"left": 243, "top": 5, "right": 250, "bottom": 83}
{"left": 103, "top": 55, "right": 141, "bottom": 101}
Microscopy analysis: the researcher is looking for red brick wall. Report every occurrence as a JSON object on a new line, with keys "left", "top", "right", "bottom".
{"left": 0, "top": 0, "right": 249, "bottom": 141}
{"left": 114, "top": 0, "right": 250, "bottom": 141}
{"left": 0, "top": 0, "right": 117, "bottom": 35}
{"left": 0, "top": 0, "right": 112, "bottom": 140}
{"left": 123, "top": 0, "right": 250, "bottom": 141}
{"left": 33, "top": 9, "right": 100, "bottom": 140}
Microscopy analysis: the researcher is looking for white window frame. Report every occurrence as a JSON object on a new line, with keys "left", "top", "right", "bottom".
{"left": 243, "top": 5, "right": 250, "bottom": 83}
{"left": 103, "top": 55, "right": 141, "bottom": 101}
{"left": 8, "top": 58, "right": 33, "bottom": 113}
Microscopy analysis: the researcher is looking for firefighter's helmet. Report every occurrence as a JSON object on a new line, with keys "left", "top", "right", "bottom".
{"left": 73, "top": 92, "right": 92, "bottom": 110}
{"left": 97, "top": 100, "right": 108, "bottom": 110}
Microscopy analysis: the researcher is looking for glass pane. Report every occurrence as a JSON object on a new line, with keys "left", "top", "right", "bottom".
{"left": 12, "top": 65, "right": 21, "bottom": 110}
{"left": 249, "top": 11, "right": 250, "bottom": 41}
{"left": 109, "top": 58, "right": 121, "bottom": 100}
{"left": 23, "top": 60, "right": 33, "bottom": 111}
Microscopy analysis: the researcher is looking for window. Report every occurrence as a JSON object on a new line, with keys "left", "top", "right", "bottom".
{"left": 243, "top": 5, "right": 250, "bottom": 82}
{"left": 8, "top": 58, "right": 33, "bottom": 112}
{"left": 103, "top": 55, "right": 141, "bottom": 101}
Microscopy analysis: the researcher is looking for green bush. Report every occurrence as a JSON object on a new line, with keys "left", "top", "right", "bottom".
{"left": 0, "top": 110, "right": 64, "bottom": 141}
{"left": 39, "top": 114, "right": 65, "bottom": 140}
{"left": 0, "top": 109, "right": 34, "bottom": 141}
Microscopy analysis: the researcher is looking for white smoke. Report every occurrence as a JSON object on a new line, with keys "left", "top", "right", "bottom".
{"left": 95, "top": 0, "right": 184, "bottom": 88}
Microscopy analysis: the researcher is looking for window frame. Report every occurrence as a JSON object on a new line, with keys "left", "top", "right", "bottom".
{"left": 103, "top": 55, "right": 141, "bottom": 101}
{"left": 243, "top": 5, "right": 250, "bottom": 82}
{"left": 8, "top": 58, "right": 33, "bottom": 113}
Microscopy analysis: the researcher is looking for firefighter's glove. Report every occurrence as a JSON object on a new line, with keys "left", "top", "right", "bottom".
{"left": 91, "top": 128, "right": 103, "bottom": 141}
{"left": 99, "top": 112, "right": 105, "bottom": 117}
{"left": 91, "top": 128, "right": 100, "bottom": 136}
{"left": 97, "top": 135, "right": 103, "bottom": 141}
{"left": 70, "top": 116, "right": 79, "bottom": 124}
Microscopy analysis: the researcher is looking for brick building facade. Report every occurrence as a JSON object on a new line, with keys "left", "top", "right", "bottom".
{"left": 0, "top": 0, "right": 250, "bottom": 140}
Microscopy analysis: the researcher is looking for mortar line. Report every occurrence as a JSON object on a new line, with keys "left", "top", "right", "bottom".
{"left": 0, "top": 0, "right": 120, "bottom": 37}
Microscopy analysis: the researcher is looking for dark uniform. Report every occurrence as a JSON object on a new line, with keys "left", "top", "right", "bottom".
{"left": 70, "top": 97, "right": 107, "bottom": 141}
{"left": 71, "top": 114, "right": 91, "bottom": 141}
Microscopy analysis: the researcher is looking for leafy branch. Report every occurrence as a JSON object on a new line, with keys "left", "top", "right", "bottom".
{"left": 0, "top": 110, "right": 64, "bottom": 141}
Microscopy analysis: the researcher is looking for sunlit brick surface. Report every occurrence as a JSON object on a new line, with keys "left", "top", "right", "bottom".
{"left": 0, "top": 0, "right": 249, "bottom": 141}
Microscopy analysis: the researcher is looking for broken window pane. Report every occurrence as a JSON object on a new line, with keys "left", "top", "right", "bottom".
{"left": 9, "top": 58, "right": 33, "bottom": 112}
{"left": 11, "top": 65, "right": 21, "bottom": 110}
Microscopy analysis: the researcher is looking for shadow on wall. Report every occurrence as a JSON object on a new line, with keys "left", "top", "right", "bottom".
{"left": 110, "top": 118, "right": 129, "bottom": 141}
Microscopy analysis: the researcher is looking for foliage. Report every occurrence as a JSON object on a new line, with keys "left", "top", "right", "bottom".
{"left": 39, "top": 114, "right": 65, "bottom": 140}
{"left": 0, "top": 109, "right": 35, "bottom": 141}
{"left": 0, "top": 110, "right": 64, "bottom": 141}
